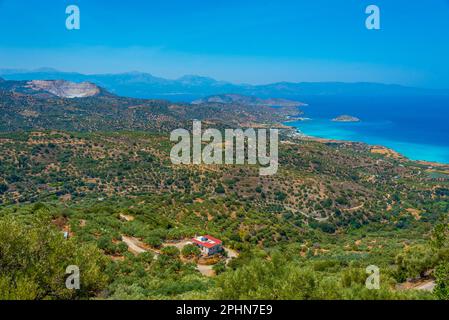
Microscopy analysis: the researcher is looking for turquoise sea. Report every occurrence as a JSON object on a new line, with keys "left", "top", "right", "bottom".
{"left": 285, "top": 96, "right": 449, "bottom": 164}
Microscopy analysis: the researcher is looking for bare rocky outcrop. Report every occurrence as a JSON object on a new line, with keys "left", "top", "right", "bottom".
{"left": 26, "top": 80, "right": 100, "bottom": 98}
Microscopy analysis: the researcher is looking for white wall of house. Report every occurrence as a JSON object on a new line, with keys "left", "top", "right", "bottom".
{"left": 200, "top": 244, "right": 222, "bottom": 256}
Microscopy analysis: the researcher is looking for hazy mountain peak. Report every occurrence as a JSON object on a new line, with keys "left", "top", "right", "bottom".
{"left": 1, "top": 68, "right": 447, "bottom": 101}
{"left": 33, "top": 67, "right": 61, "bottom": 73}
{"left": 177, "top": 75, "right": 218, "bottom": 85}
{"left": 123, "top": 71, "right": 152, "bottom": 76}
{"left": 0, "top": 68, "right": 28, "bottom": 75}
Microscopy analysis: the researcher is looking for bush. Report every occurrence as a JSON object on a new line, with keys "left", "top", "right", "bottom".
{"left": 0, "top": 183, "right": 8, "bottom": 195}
{"left": 213, "top": 261, "right": 226, "bottom": 275}
{"left": 395, "top": 245, "right": 436, "bottom": 282}
{"left": 145, "top": 235, "right": 163, "bottom": 248}
{"left": 435, "top": 262, "right": 449, "bottom": 300}
{"left": 161, "top": 246, "right": 180, "bottom": 257}
{"left": 0, "top": 214, "right": 108, "bottom": 300}
{"left": 215, "top": 185, "right": 225, "bottom": 194}
{"left": 181, "top": 244, "right": 201, "bottom": 258}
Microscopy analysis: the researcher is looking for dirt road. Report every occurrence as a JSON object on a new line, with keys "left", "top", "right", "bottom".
{"left": 122, "top": 235, "right": 159, "bottom": 259}
{"left": 415, "top": 280, "right": 436, "bottom": 292}
{"left": 122, "top": 236, "right": 148, "bottom": 254}
{"left": 121, "top": 236, "right": 239, "bottom": 277}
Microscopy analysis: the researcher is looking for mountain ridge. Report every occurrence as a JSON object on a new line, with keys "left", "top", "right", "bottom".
{"left": 1, "top": 68, "right": 446, "bottom": 101}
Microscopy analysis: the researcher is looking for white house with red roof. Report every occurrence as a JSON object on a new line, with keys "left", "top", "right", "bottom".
{"left": 191, "top": 235, "right": 223, "bottom": 256}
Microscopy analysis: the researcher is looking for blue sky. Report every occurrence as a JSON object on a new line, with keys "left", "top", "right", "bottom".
{"left": 1, "top": 0, "right": 449, "bottom": 88}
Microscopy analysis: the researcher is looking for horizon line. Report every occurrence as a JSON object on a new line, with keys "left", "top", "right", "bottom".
{"left": 1, "top": 67, "right": 447, "bottom": 91}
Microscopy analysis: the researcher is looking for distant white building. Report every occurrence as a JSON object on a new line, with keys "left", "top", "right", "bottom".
{"left": 191, "top": 235, "right": 223, "bottom": 256}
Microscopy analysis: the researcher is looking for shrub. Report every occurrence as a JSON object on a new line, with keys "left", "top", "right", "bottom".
{"left": 0, "top": 214, "right": 108, "bottom": 300}
{"left": 181, "top": 244, "right": 201, "bottom": 258}
{"left": 161, "top": 246, "right": 180, "bottom": 257}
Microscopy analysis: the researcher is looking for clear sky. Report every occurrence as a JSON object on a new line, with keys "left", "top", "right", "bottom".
{"left": 1, "top": 0, "right": 449, "bottom": 88}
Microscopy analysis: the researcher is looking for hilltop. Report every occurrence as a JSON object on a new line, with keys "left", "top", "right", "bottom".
{"left": 0, "top": 79, "right": 107, "bottom": 99}
{"left": 192, "top": 94, "right": 306, "bottom": 108}
{"left": 26, "top": 80, "right": 102, "bottom": 98}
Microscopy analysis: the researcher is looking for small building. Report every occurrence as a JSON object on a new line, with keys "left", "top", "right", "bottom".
{"left": 191, "top": 235, "right": 223, "bottom": 256}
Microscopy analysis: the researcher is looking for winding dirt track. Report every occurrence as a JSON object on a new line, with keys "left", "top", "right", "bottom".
{"left": 121, "top": 236, "right": 149, "bottom": 254}
{"left": 121, "top": 236, "right": 239, "bottom": 277}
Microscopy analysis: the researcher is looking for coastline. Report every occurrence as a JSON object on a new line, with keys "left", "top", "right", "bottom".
{"left": 282, "top": 120, "right": 449, "bottom": 168}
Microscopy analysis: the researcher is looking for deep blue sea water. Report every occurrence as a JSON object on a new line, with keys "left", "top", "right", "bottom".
{"left": 285, "top": 96, "right": 449, "bottom": 164}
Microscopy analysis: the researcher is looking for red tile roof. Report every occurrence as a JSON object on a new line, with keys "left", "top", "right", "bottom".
{"left": 192, "top": 235, "right": 222, "bottom": 248}
{"left": 205, "top": 235, "right": 222, "bottom": 245}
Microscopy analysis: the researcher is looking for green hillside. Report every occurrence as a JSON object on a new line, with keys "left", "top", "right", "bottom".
{"left": 1, "top": 81, "right": 449, "bottom": 300}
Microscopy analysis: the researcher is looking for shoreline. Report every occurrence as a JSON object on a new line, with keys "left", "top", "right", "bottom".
{"left": 283, "top": 120, "right": 449, "bottom": 168}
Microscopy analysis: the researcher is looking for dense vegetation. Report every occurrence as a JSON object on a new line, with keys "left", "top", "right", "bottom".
{"left": 0, "top": 80, "right": 297, "bottom": 133}
{"left": 1, "top": 202, "right": 448, "bottom": 300}
{"left": 1, "top": 82, "right": 448, "bottom": 300}
{"left": 0, "top": 129, "right": 448, "bottom": 300}
{"left": 0, "top": 206, "right": 107, "bottom": 300}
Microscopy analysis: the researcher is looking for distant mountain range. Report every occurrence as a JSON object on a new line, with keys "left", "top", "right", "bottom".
{"left": 1, "top": 68, "right": 447, "bottom": 101}
{"left": 0, "top": 78, "right": 304, "bottom": 108}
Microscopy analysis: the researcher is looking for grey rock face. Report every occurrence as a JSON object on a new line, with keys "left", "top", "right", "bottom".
{"left": 26, "top": 80, "right": 100, "bottom": 98}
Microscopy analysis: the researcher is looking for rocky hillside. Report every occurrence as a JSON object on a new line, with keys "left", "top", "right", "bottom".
{"left": 26, "top": 80, "right": 101, "bottom": 98}
{"left": 0, "top": 79, "right": 105, "bottom": 99}
{"left": 0, "top": 79, "right": 302, "bottom": 132}
{"left": 192, "top": 94, "right": 305, "bottom": 108}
